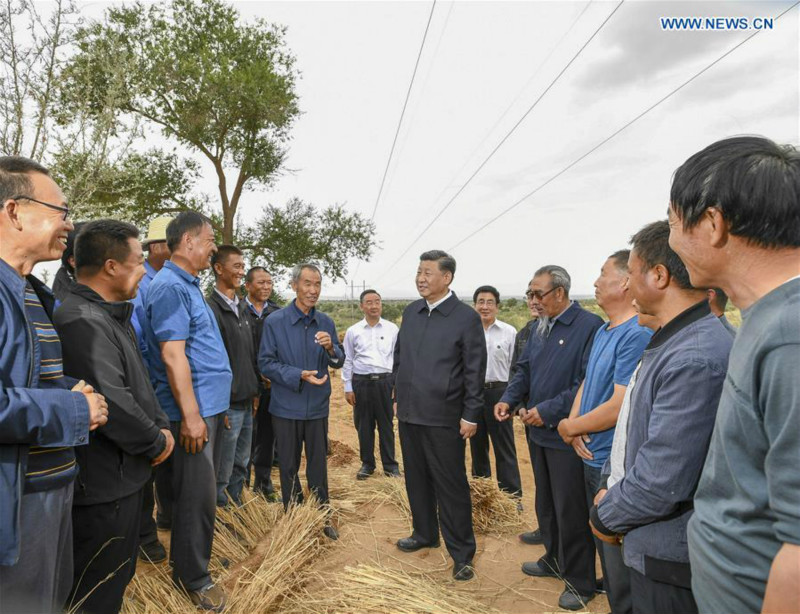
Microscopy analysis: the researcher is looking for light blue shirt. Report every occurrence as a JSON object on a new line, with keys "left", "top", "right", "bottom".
{"left": 143, "top": 261, "right": 232, "bottom": 421}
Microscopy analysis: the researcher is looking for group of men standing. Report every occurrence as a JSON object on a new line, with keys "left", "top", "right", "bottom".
{"left": 1, "top": 134, "right": 798, "bottom": 614}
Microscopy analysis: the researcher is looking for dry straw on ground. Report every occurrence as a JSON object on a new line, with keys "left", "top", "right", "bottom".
{"left": 285, "top": 563, "right": 500, "bottom": 614}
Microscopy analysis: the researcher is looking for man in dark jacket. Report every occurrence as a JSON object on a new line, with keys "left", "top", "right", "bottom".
{"left": 393, "top": 250, "right": 487, "bottom": 582}
{"left": 242, "top": 267, "right": 280, "bottom": 499}
{"left": 0, "top": 156, "right": 108, "bottom": 613}
{"left": 258, "top": 263, "right": 344, "bottom": 539}
{"left": 207, "top": 245, "right": 260, "bottom": 507}
{"left": 55, "top": 220, "right": 174, "bottom": 614}
{"left": 590, "top": 221, "right": 732, "bottom": 614}
{"left": 495, "top": 265, "right": 604, "bottom": 610}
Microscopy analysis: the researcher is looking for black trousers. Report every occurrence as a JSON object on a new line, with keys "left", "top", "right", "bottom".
{"left": 252, "top": 390, "right": 276, "bottom": 492}
{"left": 399, "top": 421, "right": 476, "bottom": 564}
{"left": 272, "top": 414, "right": 329, "bottom": 509}
{"left": 138, "top": 472, "right": 159, "bottom": 545}
{"left": 69, "top": 488, "right": 143, "bottom": 614}
{"left": 533, "top": 444, "right": 596, "bottom": 596}
{"left": 352, "top": 376, "right": 398, "bottom": 471}
{"left": 153, "top": 461, "right": 174, "bottom": 529}
{"left": 629, "top": 567, "right": 698, "bottom": 614}
{"left": 469, "top": 385, "right": 522, "bottom": 496}
{"left": 168, "top": 414, "right": 225, "bottom": 592}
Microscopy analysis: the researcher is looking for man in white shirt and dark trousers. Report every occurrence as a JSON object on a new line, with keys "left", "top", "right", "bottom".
{"left": 343, "top": 289, "right": 400, "bottom": 480}
{"left": 471, "top": 286, "right": 523, "bottom": 500}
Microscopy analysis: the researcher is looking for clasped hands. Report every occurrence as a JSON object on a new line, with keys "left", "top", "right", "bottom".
{"left": 493, "top": 402, "right": 543, "bottom": 427}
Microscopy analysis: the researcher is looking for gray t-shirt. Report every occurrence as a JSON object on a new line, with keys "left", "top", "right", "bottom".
{"left": 688, "top": 277, "right": 800, "bottom": 614}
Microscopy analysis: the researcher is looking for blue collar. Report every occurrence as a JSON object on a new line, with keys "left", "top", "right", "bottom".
{"left": 144, "top": 260, "right": 158, "bottom": 281}
{"left": 0, "top": 257, "right": 25, "bottom": 294}
{"left": 164, "top": 260, "right": 200, "bottom": 287}
{"left": 290, "top": 299, "right": 317, "bottom": 323}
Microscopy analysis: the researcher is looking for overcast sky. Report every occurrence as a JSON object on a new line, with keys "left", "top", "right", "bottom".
{"left": 39, "top": 0, "right": 800, "bottom": 300}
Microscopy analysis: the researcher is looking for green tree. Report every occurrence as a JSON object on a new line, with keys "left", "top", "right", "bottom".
{"left": 63, "top": 0, "right": 298, "bottom": 244}
{"left": 60, "top": 0, "right": 376, "bottom": 281}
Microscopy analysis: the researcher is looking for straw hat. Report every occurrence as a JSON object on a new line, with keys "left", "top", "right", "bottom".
{"left": 142, "top": 215, "right": 174, "bottom": 246}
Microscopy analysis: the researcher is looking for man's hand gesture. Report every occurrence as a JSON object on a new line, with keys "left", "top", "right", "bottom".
{"left": 345, "top": 391, "right": 355, "bottom": 406}
{"left": 301, "top": 370, "right": 328, "bottom": 386}
{"left": 494, "top": 401, "right": 511, "bottom": 422}
{"left": 152, "top": 429, "right": 175, "bottom": 466}
{"left": 459, "top": 420, "right": 477, "bottom": 440}
{"left": 73, "top": 380, "right": 108, "bottom": 431}
{"left": 180, "top": 413, "right": 207, "bottom": 454}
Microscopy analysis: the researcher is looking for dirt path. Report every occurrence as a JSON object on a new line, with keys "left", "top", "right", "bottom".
{"left": 311, "top": 374, "right": 609, "bottom": 614}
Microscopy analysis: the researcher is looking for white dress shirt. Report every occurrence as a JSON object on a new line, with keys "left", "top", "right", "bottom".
{"left": 342, "top": 318, "right": 399, "bottom": 393}
{"left": 215, "top": 288, "right": 240, "bottom": 318}
{"left": 483, "top": 318, "right": 517, "bottom": 383}
{"left": 426, "top": 290, "right": 453, "bottom": 314}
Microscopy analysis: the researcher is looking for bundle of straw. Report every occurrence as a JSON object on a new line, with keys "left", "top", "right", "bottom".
{"left": 120, "top": 564, "right": 195, "bottom": 614}
{"left": 469, "top": 477, "right": 524, "bottom": 535}
{"left": 286, "top": 564, "right": 500, "bottom": 614}
{"left": 225, "top": 500, "right": 330, "bottom": 613}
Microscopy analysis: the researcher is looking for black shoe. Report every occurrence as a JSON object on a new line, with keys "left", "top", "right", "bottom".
{"left": 323, "top": 525, "right": 339, "bottom": 541}
{"left": 356, "top": 464, "right": 375, "bottom": 480}
{"left": 596, "top": 577, "right": 607, "bottom": 594}
{"left": 521, "top": 560, "right": 559, "bottom": 578}
{"left": 396, "top": 536, "right": 440, "bottom": 552}
{"left": 516, "top": 500, "right": 524, "bottom": 513}
{"left": 519, "top": 529, "right": 543, "bottom": 545}
{"left": 453, "top": 561, "right": 474, "bottom": 581}
{"left": 558, "top": 588, "right": 595, "bottom": 611}
{"left": 384, "top": 468, "right": 401, "bottom": 477}
{"left": 139, "top": 539, "right": 167, "bottom": 564}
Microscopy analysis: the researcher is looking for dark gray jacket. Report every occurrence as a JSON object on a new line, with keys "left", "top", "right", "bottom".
{"left": 393, "top": 293, "right": 487, "bottom": 426}
{"left": 592, "top": 301, "right": 732, "bottom": 581}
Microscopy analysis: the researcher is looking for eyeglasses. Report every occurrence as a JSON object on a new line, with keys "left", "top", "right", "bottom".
{"left": 525, "top": 286, "right": 558, "bottom": 301}
{"left": 11, "top": 195, "right": 70, "bottom": 221}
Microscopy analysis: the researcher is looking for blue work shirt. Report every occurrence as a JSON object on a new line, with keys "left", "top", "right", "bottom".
{"left": 131, "top": 260, "right": 158, "bottom": 361}
{"left": 578, "top": 316, "right": 652, "bottom": 468}
{"left": 258, "top": 300, "right": 344, "bottom": 421}
{"left": 501, "top": 301, "right": 604, "bottom": 450}
{"left": 143, "top": 261, "right": 232, "bottom": 422}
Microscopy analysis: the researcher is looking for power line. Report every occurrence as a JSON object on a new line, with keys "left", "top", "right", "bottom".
{"left": 400, "top": 0, "right": 593, "bottom": 247}
{"left": 377, "top": 0, "right": 624, "bottom": 279}
{"left": 446, "top": 0, "right": 800, "bottom": 252}
{"left": 369, "top": 0, "right": 437, "bottom": 223}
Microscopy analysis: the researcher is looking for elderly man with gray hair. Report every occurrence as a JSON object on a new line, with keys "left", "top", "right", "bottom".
{"left": 495, "top": 265, "right": 604, "bottom": 611}
{"left": 258, "top": 263, "right": 344, "bottom": 540}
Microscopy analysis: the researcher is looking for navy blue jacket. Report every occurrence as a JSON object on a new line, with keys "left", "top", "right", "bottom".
{"left": 501, "top": 301, "right": 603, "bottom": 449}
{"left": 0, "top": 259, "right": 89, "bottom": 565}
{"left": 258, "top": 301, "right": 344, "bottom": 420}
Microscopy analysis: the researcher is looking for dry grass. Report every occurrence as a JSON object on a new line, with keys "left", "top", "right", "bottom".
{"left": 121, "top": 492, "right": 323, "bottom": 614}
{"left": 225, "top": 501, "right": 329, "bottom": 613}
{"left": 329, "top": 466, "right": 521, "bottom": 535}
{"left": 285, "top": 563, "right": 501, "bottom": 614}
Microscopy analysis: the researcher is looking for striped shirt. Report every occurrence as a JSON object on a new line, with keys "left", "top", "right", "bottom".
{"left": 24, "top": 283, "right": 77, "bottom": 493}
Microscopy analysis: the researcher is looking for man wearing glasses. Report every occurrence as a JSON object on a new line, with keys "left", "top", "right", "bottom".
{"left": 495, "top": 265, "right": 603, "bottom": 611}
{"left": 0, "top": 156, "right": 109, "bottom": 613}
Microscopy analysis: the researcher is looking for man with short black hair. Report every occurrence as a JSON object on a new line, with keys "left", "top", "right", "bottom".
{"left": 342, "top": 289, "right": 400, "bottom": 480}
{"left": 55, "top": 220, "right": 174, "bottom": 614}
{"left": 590, "top": 221, "right": 732, "bottom": 614}
{"left": 242, "top": 267, "right": 281, "bottom": 499}
{"left": 207, "top": 245, "right": 259, "bottom": 507}
{"left": 393, "top": 250, "right": 487, "bottom": 581}
{"left": 258, "top": 263, "right": 344, "bottom": 540}
{"left": 471, "top": 285, "right": 522, "bottom": 499}
{"left": 668, "top": 136, "right": 800, "bottom": 614}
{"left": 142, "top": 211, "right": 232, "bottom": 611}
{"left": 52, "top": 222, "right": 87, "bottom": 305}
{"left": 495, "top": 265, "right": 603, "bottom": 610}
{"left": 0, "top": 156, "right": 108, "bottom": 613}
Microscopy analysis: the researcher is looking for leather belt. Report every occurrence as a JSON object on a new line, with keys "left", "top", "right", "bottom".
{"left": 353, "top": 373, "right": 393, "bottom": 381}
{"left": 484, "top": 381, "right": 508, "bottom": 389}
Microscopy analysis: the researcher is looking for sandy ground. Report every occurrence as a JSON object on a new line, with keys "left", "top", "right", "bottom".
{"left": 139, "top": 371, "right": 609, "bottom": 613}
{"left": 304, "top": 374, "right": 609, "bottom": 614}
